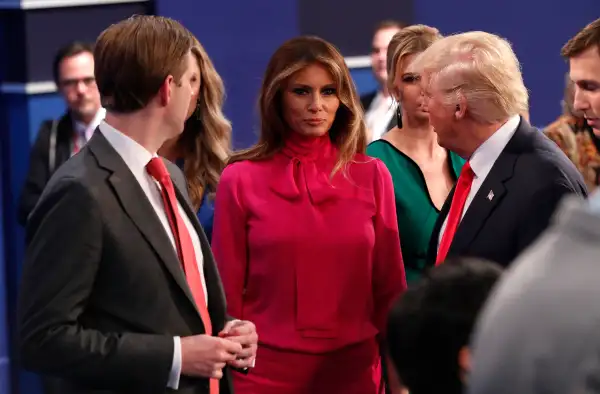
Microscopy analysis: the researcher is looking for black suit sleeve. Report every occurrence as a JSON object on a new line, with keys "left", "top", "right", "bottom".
{"left": 18, "top": 177, "right": 173, "bottom": 392}
{"left": 17, "top": 121, "right": 53, "bottom": 227}
{"left": 516, "top": 180, "right": 580, "bottom": 252}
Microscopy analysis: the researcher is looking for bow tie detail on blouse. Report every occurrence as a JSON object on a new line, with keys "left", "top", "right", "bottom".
{"left": 271, "top": 133, "right": 346, "bottom": 205}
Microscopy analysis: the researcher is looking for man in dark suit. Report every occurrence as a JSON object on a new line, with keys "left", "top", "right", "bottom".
{"left": 18, "top": 41, "right": 105, "bottom": 226}
{"left": 467, "top": 18, "right": 600, "bottom": 394}
{"left": 407, "top": 31, "right": 588, "bottom": 268}
{"left": 360, "top": 20, "right": 404, "bottom": 142}
{"left": 18, "top": 15, "right": 257, "bottom": 394}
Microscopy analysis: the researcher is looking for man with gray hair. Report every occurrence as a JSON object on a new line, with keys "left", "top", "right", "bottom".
{"left": 409, "top": 31, "right": 587, "bottom": 268}
{"left": 467, "top": 18, "right": 600, "bottom": 394}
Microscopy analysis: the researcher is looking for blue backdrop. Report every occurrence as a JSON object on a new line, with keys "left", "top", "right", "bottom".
{"left": 158, "top": 0, "right": 599, "bottom": 145}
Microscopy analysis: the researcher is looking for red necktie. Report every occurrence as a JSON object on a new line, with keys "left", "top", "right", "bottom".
{"left": 146, "top": 158, "right": 218, "bottom": 394}
{"left": 72, "top": 134, "right": 82, "bottom": 155}
{"left": 436, "top": 162, "right": 475, "bottom": 265}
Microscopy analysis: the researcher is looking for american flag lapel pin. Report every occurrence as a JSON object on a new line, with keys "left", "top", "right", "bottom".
{"left": 487, "top": 190, "right": 494, "bottom": 201}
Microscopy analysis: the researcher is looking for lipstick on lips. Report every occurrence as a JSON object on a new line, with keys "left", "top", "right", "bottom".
{"left": 305, "top": 118, "right": 326, "bottom": 126}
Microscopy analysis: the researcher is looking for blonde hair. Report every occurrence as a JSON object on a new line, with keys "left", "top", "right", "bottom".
{"left": 409, "top": 31, "right": 529, "bottom": 124}
{"left": 386, "top": 24, "right": 443, "bottom": 94}
{"left": 177, "top": 37, "right": 232, "bottom": 208}
{"left": 229, "top": 36, "right": 367, "bottom": 177}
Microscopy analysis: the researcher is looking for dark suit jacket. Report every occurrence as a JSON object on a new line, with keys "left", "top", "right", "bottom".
{"left": 360, "top": 90, "right": 397, "bottom": 132}
{"left": 18, "top": 131, "right": 234, "bottom": 394}
{"left": 18, "top": 111, "right": 77, "bottom": 226}
{"left": 427, "top": 118, "right": 588, "bottom": 267}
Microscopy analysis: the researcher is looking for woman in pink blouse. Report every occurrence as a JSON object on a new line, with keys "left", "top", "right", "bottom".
{"left": 212, "top": 36, "right": 407, "bottom": 394}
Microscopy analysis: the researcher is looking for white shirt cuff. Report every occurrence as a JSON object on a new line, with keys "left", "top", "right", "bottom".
{"left": 167, "top": 336, "right": 182, "bottom": 389}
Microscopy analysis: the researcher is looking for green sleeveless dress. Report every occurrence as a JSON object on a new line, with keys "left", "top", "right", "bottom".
{"left": 367, "top": 139, "right": 465, "bottom": 284}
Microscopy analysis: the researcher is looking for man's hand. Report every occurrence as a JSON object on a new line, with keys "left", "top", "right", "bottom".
{"left": 218, "top": 320, "right": 258, "bottom": 369}
{"left": 180, "top": 335, "right": 243, "bottom": 379}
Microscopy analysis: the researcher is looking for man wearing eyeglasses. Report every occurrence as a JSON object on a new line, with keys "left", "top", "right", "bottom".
{"left": 18, "top": 41, "right": 105, "bottom": 227}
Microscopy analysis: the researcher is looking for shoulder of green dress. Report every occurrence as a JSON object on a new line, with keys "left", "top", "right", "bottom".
{"left": 449, "top": 150, "right": 466, "bottom": 175}
{"left": 366, "top": 139, "right": 392, "bottom": 156}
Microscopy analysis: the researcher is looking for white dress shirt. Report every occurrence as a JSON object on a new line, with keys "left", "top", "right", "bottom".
{"left": 438, "top": 115, "right": 521, "bottom": 247}
{"left": 99, "top": 121, "right": 208, "bottom": 389}
{"left": 364, "top": 91, "right": 396, "bottom": 142}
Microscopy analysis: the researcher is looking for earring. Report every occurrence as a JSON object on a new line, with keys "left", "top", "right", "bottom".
{"left": 396, "top": 104, "right": 403, "bottom": 129}
{"left": 194, "top": 101, "right": 201, "bottom": 120}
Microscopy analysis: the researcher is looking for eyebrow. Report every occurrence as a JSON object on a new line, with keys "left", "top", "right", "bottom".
{"left": 290, "top": 83, "right": 336, "bottom": 89}
{"left": 575, "top": 79, "right": 600, "bottom": 85}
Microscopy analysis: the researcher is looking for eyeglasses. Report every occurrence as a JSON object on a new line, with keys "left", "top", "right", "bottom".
{"left": 59, "top": 77, "right": 96, "bottom": 90}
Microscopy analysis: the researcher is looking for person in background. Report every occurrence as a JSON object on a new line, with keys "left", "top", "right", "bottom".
{"left": 18, "top": 41, "right": 104, "bottom": 226}
{"left": 387, "top": 258, "right": 502, "bottom": 394}
{"left": 159, "top": 35, "right": 232, "bottom": 243}
{"left": 544, "top": 74, "right": 600, "bottom": 191}
{"left": 212, "top": 35, "right": 407, "bottom": 394}
{"left": 361, "top": 20, "right": 405, "bottom": 142}
{"left": 412, "top": 31, "right": 587, "bottom": 268}
{"left": 467, "top": 17, "right": 600, "bottom": 394}
{"left": 367, "top": 25, "right": 464, "bottom": 285}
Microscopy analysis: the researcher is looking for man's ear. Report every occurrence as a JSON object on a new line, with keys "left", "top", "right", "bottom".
{"left": 158, "top": 75, "right": 174, "bottom": 107}
{"left": 455, "top": 95, "right": 468, "bottom": 120}
{"left": 458, "top": 346, "right": 471, "bottom": 383}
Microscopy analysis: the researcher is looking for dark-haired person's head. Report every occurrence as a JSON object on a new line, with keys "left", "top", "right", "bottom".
{"left": 562, "top": 17, "right": 600, "bottom": 133}
{"left": 387, "top": 258, "right": 503, "bottom": 394}
{"left": 53, "top": 41, "right": 101, "bottom": 123}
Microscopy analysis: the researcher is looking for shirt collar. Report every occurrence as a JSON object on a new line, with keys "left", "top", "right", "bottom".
{"left": 373, "top": 91, "right": 395, "bottom": 106}
{"left": 74, "top": 107, "right": 106, "bottom": 136}
{"left": 469, "top": 115, "right": 521, "bottom": 180}
{"left": 98, "top": 120, "right": 156, "bottom": 176}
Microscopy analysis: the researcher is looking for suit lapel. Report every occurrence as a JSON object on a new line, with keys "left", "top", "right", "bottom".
{"left": 448, "top": 121, "right": 532, "bottom": 255}
{"left": 448, "top": 168, "right": 509, "bottom": 255}
{"left": 88, "top": 132, "right": 200, "bottom": 316}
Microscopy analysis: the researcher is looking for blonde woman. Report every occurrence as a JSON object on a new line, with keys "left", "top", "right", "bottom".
{"left": 212, "top": 36, "right": 407, "bottom": 393}
{"left": 366, "top": 25, "right": 464, "bottom": 284}
{"left": 159, "top": 36, "right": 231, "bottom": 242}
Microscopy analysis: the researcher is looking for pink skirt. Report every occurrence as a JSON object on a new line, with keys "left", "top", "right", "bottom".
{"left": 232, "top": 339, "right": 383, "bottom": 394}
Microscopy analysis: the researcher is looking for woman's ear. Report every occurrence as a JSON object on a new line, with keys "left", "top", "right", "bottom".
{"left": 391, "top": 86, "right": 402, "bottom": 103}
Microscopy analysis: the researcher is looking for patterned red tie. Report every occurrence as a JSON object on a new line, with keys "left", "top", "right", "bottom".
{"left": 436, "top": 161, "right": 475, "bottom": 265}
{"left": 146, "top": 158, "right": 218, "bottom": 394}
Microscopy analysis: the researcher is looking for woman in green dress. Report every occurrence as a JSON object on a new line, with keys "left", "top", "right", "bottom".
{"left": 366, "top": 25, "right": 464, "bottom": 284}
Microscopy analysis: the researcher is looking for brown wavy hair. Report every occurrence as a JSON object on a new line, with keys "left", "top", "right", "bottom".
{"left": 228, "top": 36, "right": 367, "bottom": 177}
{"left": 176, "top": 37, "right": 232, "bottom": 208}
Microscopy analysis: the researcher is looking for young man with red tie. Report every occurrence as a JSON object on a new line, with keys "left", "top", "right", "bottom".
{"left": 18, "top": 15, "right": 257, "bottom": 394}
